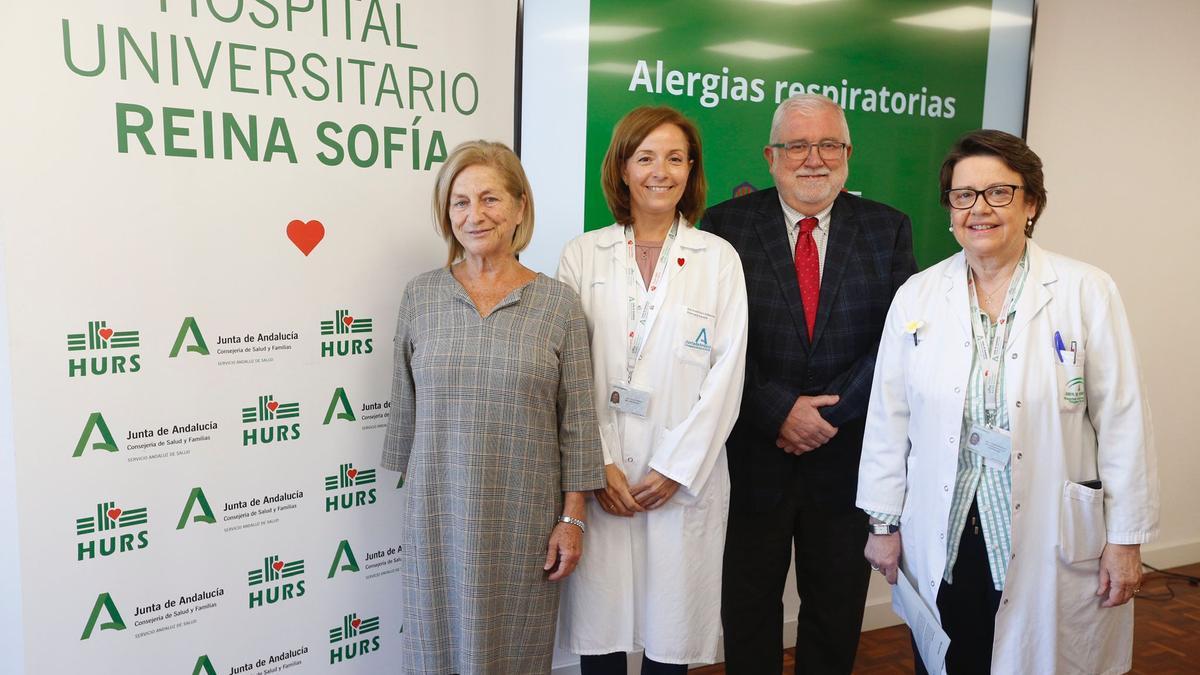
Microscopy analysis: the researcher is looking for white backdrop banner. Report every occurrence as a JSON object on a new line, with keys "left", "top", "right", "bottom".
{"left": 0, "top": 1, "right": 516, "bottom": 672}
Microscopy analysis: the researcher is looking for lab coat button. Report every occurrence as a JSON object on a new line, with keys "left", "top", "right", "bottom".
{"left": 948, "top": 436, "right": 955, "bottom": 444}
{"left": 943, "top": 485, "right": 950, "bottom": 492}
{"left": 1014, "top": 503, "right": 1021, "bottom": 511}
{"left": 1003, "top": 598, "right": 1009, "bottom": 605}
{"left": 1015, "top": 400, "right": 1022, "bottom": 408}
{"left": 626, "top": 458, "right": 634, "bottom": 463}
{"left": 1017, "top": 452, "right": 1023, "bottom": 460}
{"left": 1011, "top": 353, "right": 1018, "bottom": 359}
{"left": 954, "top": 386, "right": 961, "bottom": 393}
{"left": 964, "top": 341, "right": 970, "bottom": 348}
{"left": 939, "top": 532, "right": 944, "bottom": 540}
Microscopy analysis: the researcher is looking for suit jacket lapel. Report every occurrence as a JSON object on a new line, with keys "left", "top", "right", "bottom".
{"left": 811, "top": 194, "right": 858, "bottom": 349}
{"left": 753, "top": 194, "right": 811, "bottom": 349}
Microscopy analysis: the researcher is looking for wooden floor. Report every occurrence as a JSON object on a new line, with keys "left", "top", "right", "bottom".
{"left": 692, "top": 563, "right": 1200, "bottom": 674}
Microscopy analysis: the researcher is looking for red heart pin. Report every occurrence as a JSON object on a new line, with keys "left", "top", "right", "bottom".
{"left": 342, "top": 315, "right": 355, "bottom": 327}
{"left": 287, "top": 219, "right": 325, "bottom": 256}
{"left": 351, "top": 618, "right": 362, "bottom": 629}
{"left": 98, "top": 328, "right": 114, "bottom": 341}
{"left": 347, "top": 468, "right": 358, "bottom": 479}
{"left": 267, "top": 401, "right": 279, "bottom": 412}
{"left": 677, "top": 258, "right": 685, "bottom": 267}
{"left": 272, "top": 561, "right": 285, "bottom": 572}
{"left": 107, "top": 508, "right": 122, "bottom": 520}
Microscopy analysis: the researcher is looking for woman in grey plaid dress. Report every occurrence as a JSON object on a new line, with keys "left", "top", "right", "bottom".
{"left": 382, "top": 140, "right": 606, "bottom": 674}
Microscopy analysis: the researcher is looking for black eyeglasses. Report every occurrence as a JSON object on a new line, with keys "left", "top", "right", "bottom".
{"left": 768, "top": 141, "right": 848, "bottom": 162}
{"left": 944, "top": 185, "right": 1024, "bottom": 210}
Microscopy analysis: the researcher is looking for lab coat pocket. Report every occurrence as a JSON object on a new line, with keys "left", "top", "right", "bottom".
{"left": 1058, "top": 480, "right": 1106, "bottom": 564}
{"left": 676, "top": 306, "right": 715, "bottom": 367}
{"left": 1056, "top": 347, "right": 1086, "bottom": 413}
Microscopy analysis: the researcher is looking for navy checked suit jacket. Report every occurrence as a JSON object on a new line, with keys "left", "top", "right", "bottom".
{"left": 702, "top": 188, "right": 916, "bottom": 510}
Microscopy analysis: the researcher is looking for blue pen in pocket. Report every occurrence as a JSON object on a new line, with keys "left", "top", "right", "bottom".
{"left": 1053, "top": 331, "right": 1066, "bottom": 362}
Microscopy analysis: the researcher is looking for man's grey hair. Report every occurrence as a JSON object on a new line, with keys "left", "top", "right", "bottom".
{"left": 768, "top": 94, "right": 851, "bottom": 147}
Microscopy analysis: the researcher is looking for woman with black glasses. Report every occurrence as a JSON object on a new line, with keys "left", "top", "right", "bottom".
{"left": 858, "top": 130, "right": 1158, "bottom": 674}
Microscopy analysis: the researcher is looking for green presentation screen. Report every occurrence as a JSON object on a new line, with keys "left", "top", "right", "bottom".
{"left": 519, "top": 0, "right": 1034, "bottom": 272}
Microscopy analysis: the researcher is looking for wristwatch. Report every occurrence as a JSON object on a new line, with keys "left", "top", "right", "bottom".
{"left": 559, "top": 515, "right": 586, "bottom": 533}
{"left": 869, "top": 522, "right": 900, "bottom": 535}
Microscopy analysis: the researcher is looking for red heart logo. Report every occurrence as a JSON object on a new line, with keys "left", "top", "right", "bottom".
{"left": 272, "top": 561, "right": 284, "bottom": 571}
{"left": 347, "top": 468, "right": 358, "bottom": 479}
{"left": 342, "top": 315, "right": 355, "bottom": 327}
{"left": 107, "top": 508, "right": 122, "bottom": 520}
{"left": 351, "top": 619, "right": 362, "bottom": 629}
{"left": 677, "top": 258, "right": 685, "bottom": 267}
{"left": 98, "top": 328, "right": 114, "bottom": 341}
{"left": 287, "top": 219, "right": 325, "bottom": 256}
{"left": 267, "top": 401, "right": 279, "bottom": 412}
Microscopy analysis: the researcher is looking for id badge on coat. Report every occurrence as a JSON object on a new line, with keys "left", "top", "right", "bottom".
{"left": 607, "top": 380, "right": 651, "bottom": 417}
{"left": 966, "top": 423, "right": 1011, "bottom": 469}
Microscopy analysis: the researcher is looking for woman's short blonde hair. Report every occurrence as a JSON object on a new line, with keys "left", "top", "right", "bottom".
{"left": 431, "top": 140, "right": 535, "bottom": 266}
{"left": 601, "top": 106, "right": 707, "bottom": 226}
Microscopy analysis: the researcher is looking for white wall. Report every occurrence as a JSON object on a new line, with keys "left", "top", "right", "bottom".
{"left": 1025, "top": 0, "right": 1200, "bottom": 567}
{"left": 0, "top": 243, "right": 25, "bottom": 675}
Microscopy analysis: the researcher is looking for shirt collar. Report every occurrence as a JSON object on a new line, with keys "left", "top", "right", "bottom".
{"left": 778, "top": 195, "right": 834, "bottom": 234}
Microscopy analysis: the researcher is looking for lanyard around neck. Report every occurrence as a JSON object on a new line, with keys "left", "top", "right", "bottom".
{"left": 967, "top": 251, "right": 1028, "bottom": 425}
{"left": 623, "top": 218, "right": 679, "bottom": 382}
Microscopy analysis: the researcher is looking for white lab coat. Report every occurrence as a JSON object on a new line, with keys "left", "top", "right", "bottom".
{"left": 555, "top": 222, "right": 748, "bottom": 664}
{"left": 857, "top": 240, "right": 1158, "bottom": 675}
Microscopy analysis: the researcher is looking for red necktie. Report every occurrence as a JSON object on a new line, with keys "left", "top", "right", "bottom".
{"left": 795, "top": 217, "right": 820, "bottom": 339}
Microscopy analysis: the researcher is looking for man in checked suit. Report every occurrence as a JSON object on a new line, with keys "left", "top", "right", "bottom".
{"left": 702, "top": 94, "right": 917, "bottom": 673}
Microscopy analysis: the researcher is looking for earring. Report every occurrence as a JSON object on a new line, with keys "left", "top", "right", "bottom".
{"left": 948, "top": 225, "right": 953, "bottom": 232}
{"left": 1027, "top": 217, "right": 1033, "bottom": 228}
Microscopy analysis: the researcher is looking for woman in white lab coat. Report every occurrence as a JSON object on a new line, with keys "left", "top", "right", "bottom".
{"left": 556, "top": 106, "right": 748, "bottom": 674}
{"left": 857, "top": 130, "right": 1157, "bottom": 674}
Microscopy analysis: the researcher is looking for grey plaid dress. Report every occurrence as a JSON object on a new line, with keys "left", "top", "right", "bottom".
{"left": 382, "top": 268, "right": 605, "bottom": 674}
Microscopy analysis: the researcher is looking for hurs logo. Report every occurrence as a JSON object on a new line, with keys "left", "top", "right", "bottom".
{"left": 76, "top": 501, "right": 149, "bottom": 561}
{"left": 325, "top": 463, "right": 377, "bottom": 513}
{"left": 328, "top": 612, "right": 381, "bottom": 665}
{"left": 242, "top": 394, "right": 301, "bottom": 446}
{"left": 67, "top": 320, "right": 141, "bottom": 377}
{"left": 248, "top": 555, "right": 306, "bottom": 609}
{"left": 320, "top": 309, "right": 373, "bottom": 358}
